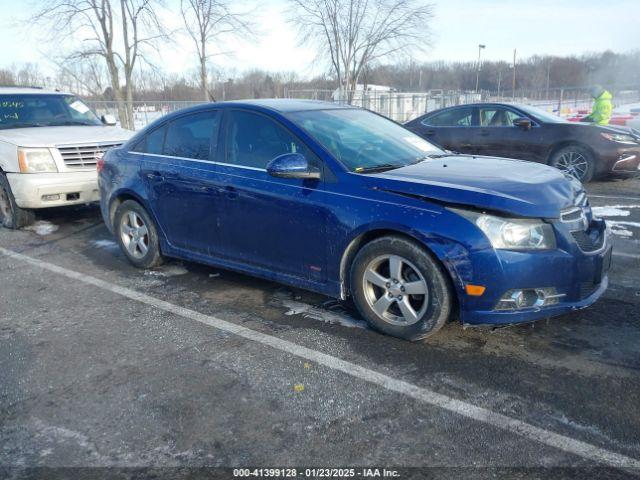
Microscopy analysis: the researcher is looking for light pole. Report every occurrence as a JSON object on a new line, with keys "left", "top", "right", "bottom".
{"left": 475, "top": 44, "right": 486, "bottom": 93}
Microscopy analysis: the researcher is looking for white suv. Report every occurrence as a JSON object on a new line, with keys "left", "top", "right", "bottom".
{"left": 0, "top": 87, "right": 132, "bottom": 228}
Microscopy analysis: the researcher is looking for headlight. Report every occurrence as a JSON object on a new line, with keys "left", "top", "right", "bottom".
{"left": 600, "top": 132, "right": 638, "bottom": 145}
{"left": 452, "top": 208, "right": 556, "bottom": 250}
{"left": 18, "top": 148, "right": 58, "bottom": 173}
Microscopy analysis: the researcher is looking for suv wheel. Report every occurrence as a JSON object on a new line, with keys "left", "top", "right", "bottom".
{"left": 0, "top": 173, "right": 35, "bottom": 229}
{"left": 350, "top": 236, "right": 452, "bottom": 341}
{"left": 114, "top": 200, "right": 163, "bottom": 268}
{"left": 549, "top": 145, "right": 595, "bottom": 182}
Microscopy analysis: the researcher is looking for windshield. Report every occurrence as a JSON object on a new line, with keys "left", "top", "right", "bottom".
{"left": 517, "top": 104, "right": 570, "bottom": 124}
{"left": 288, "top": 108, "right": 442, "bottom": 172}
{"left": 0, "top": 94, "right": 102, "bottom": 130}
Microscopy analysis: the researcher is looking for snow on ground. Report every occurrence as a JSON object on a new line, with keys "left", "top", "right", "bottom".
{"left": 25, "top": 221, "right": 59, "bottom": 236}
{"left": 91, "top": 239, "right": 119, "bottom": 250}
{"left": 271, "top": 291, "right": 368, "bottom": 329}
{"left": 144, "top": 264, "right": 189, "bottom": 277}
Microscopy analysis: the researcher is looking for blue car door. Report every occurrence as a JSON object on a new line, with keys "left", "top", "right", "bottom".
{"left": 136, "top": 109, "right": 224, "bottom": 254}
{"left": 215, "top": 109, "right": 328, "bottom": 282}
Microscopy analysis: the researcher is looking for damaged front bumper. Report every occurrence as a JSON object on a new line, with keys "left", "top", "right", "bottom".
{"left": 457, "top": 218, "right": 612, "bottom": 326}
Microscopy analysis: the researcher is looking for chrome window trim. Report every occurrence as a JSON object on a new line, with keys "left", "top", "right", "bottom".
{"left": 129, "top": 151, "right": 267, "bottom": 171}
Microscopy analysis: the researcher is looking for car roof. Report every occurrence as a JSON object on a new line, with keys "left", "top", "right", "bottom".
{"left": 0, "top": 86, "right": 73, "bottom": 95}
{"left": 221, "top": 98, "right": 353, "bottom": 113}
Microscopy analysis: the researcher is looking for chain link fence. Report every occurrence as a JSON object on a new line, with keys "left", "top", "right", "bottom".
{"left": 85, "top": 85, "right": 640, "bottom": 130}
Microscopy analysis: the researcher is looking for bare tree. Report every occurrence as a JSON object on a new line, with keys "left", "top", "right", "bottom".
{"left": 180, "top": 0, "right": 252, "bottom": 101}
{"left": 288, "top": 0, "right": 433, "bottom": 103}
{"left": 32, "top": 0, "right": 166, "bottom": 129}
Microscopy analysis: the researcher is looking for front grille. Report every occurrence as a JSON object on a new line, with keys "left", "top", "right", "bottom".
{"left": 57, "top": 143, "right": 122, "bottom": 169}
{"left": 571, "top": 229, "right": 605, "bottom": 253}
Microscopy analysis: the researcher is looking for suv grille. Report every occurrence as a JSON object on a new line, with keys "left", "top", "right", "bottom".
{"left": 57, "top": 143, "right": 122, "bottom": 169}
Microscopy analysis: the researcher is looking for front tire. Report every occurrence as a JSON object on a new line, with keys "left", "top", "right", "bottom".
{"left": 0, "top": 173, "right": 35, "bottom": 229}
{"left": 549, "top": 145, "right": 596, "bottom": 183}
{"left": 114, "top": 200, "right": 163, "bottom": 268}
{"left": 350, "top": 236, "right": 452, "bottom": 341}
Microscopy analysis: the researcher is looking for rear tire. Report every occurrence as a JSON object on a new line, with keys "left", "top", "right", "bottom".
{"left": 549, "top": 145, "right": 596, "bottom": 183}
{"left": 350, "top": 236, "right": 452, "bottom": 341}
{"left": 0, "top": 173, "right": 35, "bottom": 229}
{"left": 114, "top": 200, "right": 163, "bottom": 268}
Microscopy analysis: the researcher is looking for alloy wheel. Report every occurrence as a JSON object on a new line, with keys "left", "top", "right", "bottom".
{"left": 120, "top": 211, "right": 150, "bottom": 259}
{"left": 554, "top": 151, "right": 589, "bottom": 180}
{"left": 362, "top": 254, "right": 429, "bottom": 326}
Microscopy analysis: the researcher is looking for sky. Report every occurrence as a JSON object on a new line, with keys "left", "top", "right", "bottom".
{"left": 1, "top": 0, "right": 638, "bottom": 79}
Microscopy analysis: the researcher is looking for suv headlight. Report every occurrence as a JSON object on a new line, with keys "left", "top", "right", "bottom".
{"left": 600, "top": 132, "right": 638, "bottom": 145}
{"left": 452, "top": 208, "right": 556, "bottom": 250}
{"left": 17, "top": 148, "right": 58, "bottom": 173}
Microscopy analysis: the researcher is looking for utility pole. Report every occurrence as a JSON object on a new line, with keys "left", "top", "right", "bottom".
{"left": 475, "top": 44, "right": 486, "bottom": 93}
{"left": 512, "top": 49, "right": 517, "bottom": 101}
{"left": 497, "top": 70, "right": 502, "bottom": 99}
{"left": 546, "top": 60, "right": 551, "bottom": 101}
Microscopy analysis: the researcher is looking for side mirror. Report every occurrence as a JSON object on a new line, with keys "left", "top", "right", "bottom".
{"left": 266, "top": 153, "right": 320, "bottom": 180}
{"left": 101, "top": 114, "right": 117, "bottom": 126}
{"left": 513, "top": 117, "right": 532, "bottom": 130}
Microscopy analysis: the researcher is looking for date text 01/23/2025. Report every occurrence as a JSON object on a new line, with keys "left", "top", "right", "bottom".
{"left": 233, "top": 468, "right": 401, "bottom": 478}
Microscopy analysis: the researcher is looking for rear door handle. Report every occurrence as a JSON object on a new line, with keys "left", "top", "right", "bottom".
{"left": 425, "top": 129, "right": 436, "bottom": 136}
{"left": 479, "top": 129, "right": 490, "bottom": 136}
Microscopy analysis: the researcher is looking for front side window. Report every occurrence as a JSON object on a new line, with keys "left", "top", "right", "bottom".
{"left": 163, "top": 111, "right": 220, "bottom": 160}
{"left": 480, "top": 107, "right": 522, "bottom": 127}
{"left": 0, "top": 94, "right": 102, "bottom": 129}
{"left": 225, "top": 110, "right": 308, "bottom": 169}
{"left": 423, "top": 107, "right": 474, "bottom": 127}
{"left": 289, "top": 108, "right": 442, "bottom": 172}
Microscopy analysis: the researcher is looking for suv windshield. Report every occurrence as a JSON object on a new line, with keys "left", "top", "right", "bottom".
{"left": 289, "top": 108, "right": 442, "bottom": 172}
{"left": 0, "top": 94, "right": 102, "bottom": 130}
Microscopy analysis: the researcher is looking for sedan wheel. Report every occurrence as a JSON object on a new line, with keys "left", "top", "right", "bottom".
{"left": 550, "top": 146, "right": 595, "bottom": 182}
{"left": 114, "top": 200, "right": 163, "bottom": 268}
{"left": 350, "top": 236, "right": 452, "bottom": 341}
{"left": 363, "top": 254, "right": 429, "bottom": 326}
{"left": 120, "top": 211, "right": 150, "bottom": 259}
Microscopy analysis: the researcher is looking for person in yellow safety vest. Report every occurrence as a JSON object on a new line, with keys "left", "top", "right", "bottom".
{"left": 581, "top": 85, "right": 612, "bottom": 125}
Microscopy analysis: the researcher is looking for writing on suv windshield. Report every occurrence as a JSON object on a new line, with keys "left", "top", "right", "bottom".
{"left": 0, "top": 94, "right": 102, "bottom": 129}
{"left": 290, "top": 108, "right": 442, "bottom": 172}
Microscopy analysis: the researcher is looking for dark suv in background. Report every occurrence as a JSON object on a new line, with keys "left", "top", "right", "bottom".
{"left": 405, "top": 103, "right": 640, "bottom": 182}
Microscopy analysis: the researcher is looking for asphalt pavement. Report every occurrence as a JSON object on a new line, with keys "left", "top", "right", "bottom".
{"left": 0, "top": 177, "right": 639, "bottom": 479}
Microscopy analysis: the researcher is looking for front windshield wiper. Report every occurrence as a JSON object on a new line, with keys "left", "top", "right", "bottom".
{"left": 49, "top": 121, "right": 97, "bottom": 126}
{"left": 354, "top": 163, "right": 404, "bottom": 174}
{"left": 409, "top": 152, "right": 456, "bottom": 165}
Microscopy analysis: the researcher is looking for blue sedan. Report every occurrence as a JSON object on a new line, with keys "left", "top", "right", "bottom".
{"left": 98, "top": 99, "right": 612, "bottom": 341}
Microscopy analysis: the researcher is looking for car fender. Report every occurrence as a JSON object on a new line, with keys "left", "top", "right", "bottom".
{"left": 337, "top": 220, "right": 471, "bottom": 303}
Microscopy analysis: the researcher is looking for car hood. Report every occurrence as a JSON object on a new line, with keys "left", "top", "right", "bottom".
{"left": 366, "top": 155, "right": 580, "bottom": 218}
{"left": 0, "top": 126, "right": 133, "bottom": 147}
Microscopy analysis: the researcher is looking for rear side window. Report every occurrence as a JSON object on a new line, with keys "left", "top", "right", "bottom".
{"left": 163, "top": 111, "right": 220, "bottom": 160}
{"left": 422, "top": 107, "right": 474, "bottom": 127}
{"left": 225, "top": 110, "right": 309, "bottom": 169}
{"left": 133, "top": 125, "right": 166, "bottom": 154}
{"left": 480, "top": 107, "right": 522, "bottom": 127}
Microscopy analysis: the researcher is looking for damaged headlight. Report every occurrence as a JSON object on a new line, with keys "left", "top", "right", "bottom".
{"left": 451, "top": 208, "right": 556, "bottom": 250}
